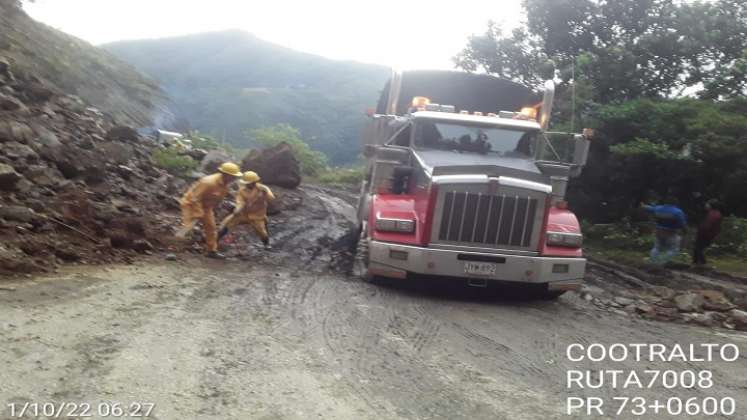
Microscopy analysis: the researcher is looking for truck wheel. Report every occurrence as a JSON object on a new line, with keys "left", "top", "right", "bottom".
{"left": 353, "top": 223, "right": 373, "bottom": 283}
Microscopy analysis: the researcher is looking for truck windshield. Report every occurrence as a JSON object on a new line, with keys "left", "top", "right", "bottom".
{"left": 414, "top": 121, "right": 537, "bottom": 157}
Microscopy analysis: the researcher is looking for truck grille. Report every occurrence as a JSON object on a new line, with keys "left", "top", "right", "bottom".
{"left": 437, "top": 191, "right": 540, "bottom": 248}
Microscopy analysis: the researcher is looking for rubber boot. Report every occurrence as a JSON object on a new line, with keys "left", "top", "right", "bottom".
{"left": 218, "top": 226, "right": 229, "bottom": 240}
{"left": 206, "top": 251, "right": 226, "bottom": 259}
{"left": 263, "top": 237, "right": 272, "bottom": 250}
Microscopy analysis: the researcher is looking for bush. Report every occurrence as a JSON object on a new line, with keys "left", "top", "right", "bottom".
{"left": 711, "top": 217, "right": 747, "bottom": 256}
{"left": 152, "top": 148, "right": 197, "bottom": 177}
{"left": 585, "top": 215, "right": 747, "bottom": 259}
{"left": 188, "top": 135, "right": 221, "bottom": 151}
{"left": 317, "top": 167, "right": 364, "bottom": 185}
{"left": 585, "top": 219, "right": 655, "bottom": 251}
{"left": 570, "top": 98, "right": 747, "bottom": 223}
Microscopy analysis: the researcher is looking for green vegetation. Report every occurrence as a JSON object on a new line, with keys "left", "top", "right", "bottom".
{"left": 457, "top": 0, "right": 747, "bottom": 102}
{"left": 585, "top": 219, "right": 747, "bottom": 276}
{"left": 105, "top": 31, "right": 389, "bottom": 165}
{"left": 187, "top": 135, "right": 221, "bottom": 151}
{"left": 609, "top": 138, "right": 687, "bottom": 161}
{"left": 152, "top": 148, "right": 197, "bottom": 177}
{"left": 316, "top": 166, "right": 365, "bottom": 186}
{"left": 570, "top": 98, "right": 747, "bottom": 221}
{"left": 711, "top": 217, "right": 747, "bottom": 257}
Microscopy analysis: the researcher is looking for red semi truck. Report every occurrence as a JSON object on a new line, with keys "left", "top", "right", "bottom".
{"left": 354, "top": 70, "right": 591, "bottom": 298}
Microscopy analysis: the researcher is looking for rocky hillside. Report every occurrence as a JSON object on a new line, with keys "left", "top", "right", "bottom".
{"left": 105, "top": 30, "right": 390, "bottom": 164}
{"left": 0, "top": 50, "right": 191, "bottom": 274}
{"left": 0, "top": 0, "right": 167, "bottom": 126}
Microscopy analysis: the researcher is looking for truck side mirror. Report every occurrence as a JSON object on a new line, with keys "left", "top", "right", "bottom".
{"left": 572, "top": 134, "right": 591, "bottom": 167}
{"left": 363, "top": 144, "right": 378, "bottom": 158}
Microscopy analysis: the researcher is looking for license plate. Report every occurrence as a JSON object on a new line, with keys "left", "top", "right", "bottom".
{"left": 464, "top": 262, "right": 497, "bottom": 276}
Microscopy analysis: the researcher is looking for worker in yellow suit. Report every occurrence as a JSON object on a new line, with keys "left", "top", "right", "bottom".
{"left": 176, "top": 162, "right": 243, "bottom": 258}
{"left": 218, "top": 171, "right": 276, "bottom": 250}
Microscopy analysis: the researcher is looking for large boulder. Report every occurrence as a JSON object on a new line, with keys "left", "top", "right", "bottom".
{"left": 0, "top": 92, "right": 25, "bottom": 111}
{"left": 1, "top": 141, "right": 38, "bottom": 161}
{"left": 0, "top": 245, "right": 38, "bottom": 274}
{"left": 22, "top": 164, "right": 62, "bottom": 187}
{"left": 99, "top": 142, "right": 134, "bottom": 165}
{"left": 0, "top": 120, "right": 33, "bottom": 143}
{"left": 0, "top": 205, "right": 38, "bottom": 223}
{"left": 39, "top": 145, "right": 83, "bottom": 178}
{"left": 23, "top": 82, "right": 57, "bottom": 103}
{"left": 673, "top": 292, "right": 704, "bottom": 313}
{"left": 0, "top": 163, "right": 21, "bottom": 190}
{"left": 241, "top": 142, "right": 301, "bottom": 188}
{"left": 105, "top": 126, "right": 139, "bottom": 142}
{"left": 29, "top": 124, "right": 61, "bottom": 148}
{"left": 186, "top": 148, "right": 208, "bottom": 161}
{"left": 0, "top": 56, "right": 10, "bottom": 75}
{"left": 728, "top": 309, "right": 747, "bottom": 331}
{"left": 39, "top": 143, "right": 104, "bottom": 182}
{"left": 200, "top": 149, "right": 232, "bottom": 174}
{"left": 697, "top": 290, "right": 735, "bottom": 312}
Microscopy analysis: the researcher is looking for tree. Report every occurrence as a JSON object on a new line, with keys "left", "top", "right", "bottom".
{"left": 568, "top": 98, "right": 747, "bottom": 221}
{"left": 456, "top": 0, "right": 747, "bottom": 102}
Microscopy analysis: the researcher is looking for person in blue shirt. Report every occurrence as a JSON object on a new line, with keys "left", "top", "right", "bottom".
{"left": 641, "top": 197, "right": 687, "bottom": 264}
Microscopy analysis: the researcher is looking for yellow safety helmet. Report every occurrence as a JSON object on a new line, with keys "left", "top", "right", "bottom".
{"left": 239, "top": 171, "right": 261, "bottom": 184}
{"left": 218, "top": 162, "right": 242, "bottom": 177}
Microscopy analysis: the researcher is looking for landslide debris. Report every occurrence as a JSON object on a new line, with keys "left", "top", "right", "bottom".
{"left": 0, "top": 54, "right": 188, "bottom": 275}
{"left": 582, "top": 260, "right": 747, "bottom": 331}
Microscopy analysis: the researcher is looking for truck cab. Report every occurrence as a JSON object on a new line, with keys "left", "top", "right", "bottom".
{"left": 355, "top": 70, "right": 591, "bottom": 297}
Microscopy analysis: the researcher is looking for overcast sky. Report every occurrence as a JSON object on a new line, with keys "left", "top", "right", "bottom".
{"left": 24, "top": 0, "right": 524, "bottom": 69}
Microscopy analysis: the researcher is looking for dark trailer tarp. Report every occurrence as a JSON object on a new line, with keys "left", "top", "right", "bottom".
{"left": 376, "top": 70, "right": 540, "bottom": 116}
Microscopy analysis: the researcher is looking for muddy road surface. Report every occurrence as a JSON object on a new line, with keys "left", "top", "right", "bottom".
{"left": 1, "top": 187, "right": 746, "bottom": 419}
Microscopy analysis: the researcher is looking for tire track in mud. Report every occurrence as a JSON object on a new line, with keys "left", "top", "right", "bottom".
{"left": 321, "top": 300, "right": 388, "bottom": 415}
{"left": 400, "top": 296, "right": 584, "bottom": 408}
{"left": 315, "top": 283, "right": 502, "bottom": 419}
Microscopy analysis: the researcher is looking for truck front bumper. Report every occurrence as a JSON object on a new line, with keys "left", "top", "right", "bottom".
{"left": 368, "top": 240, "right": 585, "bottom": 291}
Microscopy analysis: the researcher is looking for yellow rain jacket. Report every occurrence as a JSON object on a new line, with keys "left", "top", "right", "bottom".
{"left": 179, "top": 173, "right": 231, "bottom": 252}
{"left": 220, "top": 183, "right": 275, "bottom": 240}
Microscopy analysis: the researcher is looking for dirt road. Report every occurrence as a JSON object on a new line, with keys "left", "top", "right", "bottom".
{"left": 1, "top": 188, "right": 746, "bottom": 419}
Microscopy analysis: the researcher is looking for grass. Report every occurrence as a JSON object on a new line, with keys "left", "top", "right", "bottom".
{"left": 315, "top": 167, "right": 364, "bottom": 186}
{"left": 585, "top": 239, "right": 747, "bottom": 277}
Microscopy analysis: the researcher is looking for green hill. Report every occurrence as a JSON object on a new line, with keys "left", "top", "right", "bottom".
{"left": 105, "top": 30, "right": 390, "bottom": 164}
{"left": 0, "top": 0, "right": 166, "bottom": 126}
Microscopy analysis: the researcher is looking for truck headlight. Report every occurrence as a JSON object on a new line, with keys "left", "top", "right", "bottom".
{"left": 546, "top": 232, "right": 583, "bottom": 248}
{"left": 375, "top": 217, "right": 416, "bottom": 233}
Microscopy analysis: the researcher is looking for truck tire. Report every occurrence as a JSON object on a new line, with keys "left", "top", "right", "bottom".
{"left": 352, "top": 223, "right": 373, "bottom": 283}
